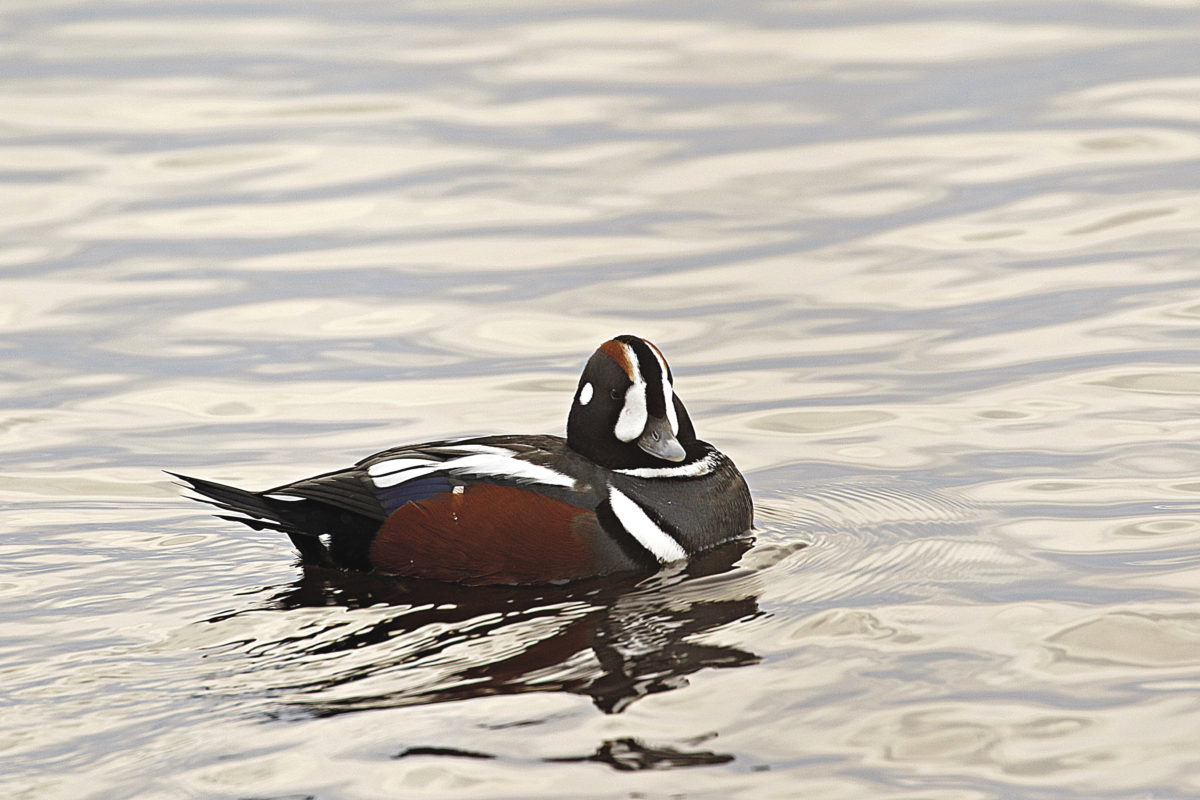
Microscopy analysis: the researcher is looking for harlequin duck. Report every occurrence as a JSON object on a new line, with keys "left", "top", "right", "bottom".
{"left": 171, "top": 335, "right": 753, "bottom": 585}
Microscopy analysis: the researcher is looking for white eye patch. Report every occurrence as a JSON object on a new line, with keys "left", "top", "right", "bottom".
{"left": 614, "top": 382, "right": 647, "bottom": 442}
{"left": 578, "top": 382, "right": 593, "bottom": 406}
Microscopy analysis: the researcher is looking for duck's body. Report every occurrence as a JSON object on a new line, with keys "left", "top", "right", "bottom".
{"left": 173, "top": 336, "right": 752, "bottom": 585}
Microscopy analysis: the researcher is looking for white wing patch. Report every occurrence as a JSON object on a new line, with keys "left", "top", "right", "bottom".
{"left": 369, "top": 464, "right": 442, "bottom": 488}
{"left": 437, "top": 443, "right": 512, "bottom": 456}
{"left": 367, "top": 458, "right": 437, "bottom": 478}
{"left": 607, "top": 486, "right": 687, "bottom": 563}
{"left": 441, "top": 453, "right": 576, "bottom": 488}
{"left": 367, "top": 447, "right": 577, "bottom": 490}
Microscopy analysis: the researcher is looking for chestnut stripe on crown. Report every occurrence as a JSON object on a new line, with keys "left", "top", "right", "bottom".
{"left": 617, "top": 336, "right": 667, "bottom": 418}
{"left": 599, "top": 339, "right": 635, "bottom": 380}
{"left": 595, "top": 335, "right": 680, "bottom": 444}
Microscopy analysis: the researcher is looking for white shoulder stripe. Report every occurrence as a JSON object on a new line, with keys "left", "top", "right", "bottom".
{"left": 608, "top": 486, "right": 687, "bottom": 563}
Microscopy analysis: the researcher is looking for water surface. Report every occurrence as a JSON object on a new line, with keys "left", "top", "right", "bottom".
{"left": 4, "top": 1, "right": 1200, "bottom": 798}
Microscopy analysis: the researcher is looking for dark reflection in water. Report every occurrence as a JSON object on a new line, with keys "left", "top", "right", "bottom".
{"left": 546, "top": 736, "right": 735, "bottom": 771}
{"left": 207, "top": 539, "right": 767, "bottom": 718}
{"left": 392, "top": 737, "right": 736, "bottom": 772}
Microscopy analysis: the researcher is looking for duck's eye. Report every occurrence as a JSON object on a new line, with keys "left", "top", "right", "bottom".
{"left": 610, "top": 388, "right": 622, "bottom": 400}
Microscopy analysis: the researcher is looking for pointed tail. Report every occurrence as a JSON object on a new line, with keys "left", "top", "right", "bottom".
{"left": 167, "top": 471, "right": 282, "bottom": 524}
{"left": 166, "top": 471, "right": 332, "bottom": 565}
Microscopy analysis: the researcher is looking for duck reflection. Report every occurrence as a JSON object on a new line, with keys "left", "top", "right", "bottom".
{"left": 546, "top": 736, "right": 735, "bottom": 770}
{"left": 213, "top": 539, "right": 763, "bottom": 717}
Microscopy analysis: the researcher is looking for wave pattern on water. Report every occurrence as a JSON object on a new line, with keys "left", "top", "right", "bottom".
{"left": 3, "top": 0, "right": 1200, "bottom": 798}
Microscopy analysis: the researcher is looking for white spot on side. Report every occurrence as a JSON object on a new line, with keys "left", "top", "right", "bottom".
{"left": 452, "top": 485, "right": 465, "bottom": 495}
{"left": 613, "top": 343, "right": 647, "bottom": 442}
{"left": 608, "top": 486, "right": 686, "bottom": 563}
{"left": 615, "top": 452, "right": 718, "bottom": 479}
{"left": 579, "top": 382, "right": 593, "bottom": 406}
{"left": 265, "top": 493, "right": 305, "bottom": 502}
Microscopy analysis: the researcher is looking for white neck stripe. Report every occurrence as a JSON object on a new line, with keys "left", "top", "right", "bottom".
{"left": 614, "top": 452, "right": 718, "bottom": 479}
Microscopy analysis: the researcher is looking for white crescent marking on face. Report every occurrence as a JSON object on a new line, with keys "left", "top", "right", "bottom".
{"left": 607, "top": 485, "right": 687, "bottom": 563}
{"left": 579, "top": 381, "right": 593, "bottom": 406}
{"left": 613, "top": 343, "right": 647, "bottom": 442}
{"left": 646, "top": 341, "right": 678, "bottom": 435}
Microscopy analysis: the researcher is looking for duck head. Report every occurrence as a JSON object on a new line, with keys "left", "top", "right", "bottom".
{"left": 567, "top": 335, "right": 698, "bottom": 470}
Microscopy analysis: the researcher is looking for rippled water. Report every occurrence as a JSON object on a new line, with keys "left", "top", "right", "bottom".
{"left": 4, "top": 1, "right": 1200, "bottom": 798}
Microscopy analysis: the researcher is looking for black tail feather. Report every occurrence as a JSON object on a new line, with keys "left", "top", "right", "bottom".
{"left": 215, "top": 513, "right": 287, "bottom": 533}
{"left": 166, "top": 471, "right": 278, "bottom": 520}
{"left": 167, "top": 471, "right": 334, "bottom": 566}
